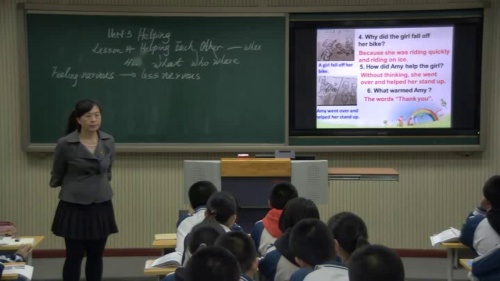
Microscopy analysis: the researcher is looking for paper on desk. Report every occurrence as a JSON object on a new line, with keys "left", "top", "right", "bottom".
{"left": 155, "top": 233, "right": 176, "bottom": 240}
{"left": 3, "top": 264, "right": 34, "bottom": 280}
{"left": 430, "top": 227, "right": 461, "bottom": 246}
{"left": 5, "top": 238, "right": 35, "bottom": 246}
{"left": 0, "top": 236, "right": 13, "bottom": 245}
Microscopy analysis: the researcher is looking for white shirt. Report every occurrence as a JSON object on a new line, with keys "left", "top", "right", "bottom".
{"left": 175, "top": 207, "right": 207, "bottom": 253}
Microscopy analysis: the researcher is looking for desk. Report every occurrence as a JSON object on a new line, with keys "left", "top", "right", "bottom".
{"left": 0, "top": 262, "right": 25, "bottom": 281}
{"left": 441, "top": 242, "right": 469, "bottom": 281}
{"left": 328, "top": 168, "right": 399, "bottom": 181}
{"left": 459, "top": 259, "right": 472, "bottom": 271}
{"left": 152, "top": 234, "right": 177, "bottom": 255}
{"left": 0, "top": 236, "right": 44, "bottom": 265}
{"left": 144, "top": 260, "right": 177, "bottom": 281}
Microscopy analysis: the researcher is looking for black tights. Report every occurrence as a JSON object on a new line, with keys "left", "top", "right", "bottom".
{"left": 63, "top": 237, "right": 107, "bottom": 281}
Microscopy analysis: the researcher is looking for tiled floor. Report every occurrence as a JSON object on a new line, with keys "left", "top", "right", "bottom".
{"left": 31, "top": 256, "right": 470, "bottom": 281}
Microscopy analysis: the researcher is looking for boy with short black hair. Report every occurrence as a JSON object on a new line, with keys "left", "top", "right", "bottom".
{"left": 289, "top": 218, "right": 347, "bottom": 281}
{"left": 348, "top": 244, "right": 405, "bottom": 281}
{"left": 251, "top": 182, "right": 298, "bottom": 256}
{"left": 215, "top": 231, "right": 259, "bottom": 281}
{"left": 460, "top": 175, "right": 500, "bottom": 256}
{"left": 176, "top": 181, "right": 218, "bottom": 253}
{"left": 185, "top": 246, "right": 241, "bottom": 281}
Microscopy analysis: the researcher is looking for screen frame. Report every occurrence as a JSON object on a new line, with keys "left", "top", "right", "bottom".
{"left": 288, "top": 10, "right": 484, "bottom": 150}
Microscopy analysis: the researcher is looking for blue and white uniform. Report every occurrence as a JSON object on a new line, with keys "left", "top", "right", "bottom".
{"left": 290, "top": 260, "right": 348, "bottom": 281}
{"left": 460, "top": 207, "right": 500, "bottom": 256}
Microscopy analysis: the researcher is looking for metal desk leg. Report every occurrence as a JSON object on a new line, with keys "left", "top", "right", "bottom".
{"left": 26, "top": 252, "right": 33, "bottom": 265}
{"left": 447, "top": 248, "right": 453, "bottom": 281}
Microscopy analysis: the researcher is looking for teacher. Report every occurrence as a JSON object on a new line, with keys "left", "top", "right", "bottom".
{"left": 49, "top": 99, "right": 118, "bottom": 281}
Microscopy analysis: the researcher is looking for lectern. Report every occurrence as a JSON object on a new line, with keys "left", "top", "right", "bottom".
{"left": 184, "top": 158, "right": 328, "bottom": 232}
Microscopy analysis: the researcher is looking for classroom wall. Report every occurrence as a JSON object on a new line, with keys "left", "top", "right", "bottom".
{"left": 0, "top": 0, "right": 498, "bottom": 251}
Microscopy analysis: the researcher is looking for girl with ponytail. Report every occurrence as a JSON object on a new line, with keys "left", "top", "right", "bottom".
{"left": 327, "top": 212, "right": 369, "bottom": 263}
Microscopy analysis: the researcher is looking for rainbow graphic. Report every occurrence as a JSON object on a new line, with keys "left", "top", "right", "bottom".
{"left": 411, "top": 109, "right": 439, "bottom": 121}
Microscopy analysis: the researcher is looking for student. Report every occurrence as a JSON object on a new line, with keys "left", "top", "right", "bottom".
{"left": 182, "top": 191, "right": 238, "bottom": 265}
{"left": 348, "top": 244, "right": 405, "bottom": 281}
{"left": 215, "top": 231, "right": 259, "bottom": 281}
{"left": 251, "top": 182, "right": 298, "bottom": 256}
{"left": 0, "top": 245, "right": 32, "bottom": 263}
{"left": 460, "top": 175, "right": 500, "bottom": 256}
{"left": 204, "top": 191, "right": 239, "bottom": 232}
{"left": 327, "top": 212, "right": 369, "bottom": 262}
{"left": 176, "top": 180, "right": 218, "bottom": 254}
{"left": 259, "top": 197, "right": 320, "bottom": 281}
{"left": 50, "top": 99, "right": 118, "bottom": 281}
{"left": 0, "top": 221, "right": 16, "bottom": 236}
{"left": 0, "top": 244, "right": 32, "bottom": 280}
{"left": 184, "top": 246, "right": 241, "bottom": 281}
{"left": 162, "top": 223, "right": 225, "bottom": 281}
{"left": 289, "top": 218, "right": 347, "bottom": 281}
{"left": 470, "top": 244, "right": 500, "bottom": 281}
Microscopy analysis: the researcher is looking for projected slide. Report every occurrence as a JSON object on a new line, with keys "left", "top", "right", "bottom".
{"left": 316, "top": 27, "right": 453, "bottom": 129}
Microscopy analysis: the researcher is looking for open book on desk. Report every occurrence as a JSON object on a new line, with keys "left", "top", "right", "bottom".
{"left": 430, "top": 227, "right": 461, "bottom": 246}
{"left": 2, "top": 264, "right": 34, "bottom": 281}
{"left": 145, "top": 252, "right": 182, "bottom": 268}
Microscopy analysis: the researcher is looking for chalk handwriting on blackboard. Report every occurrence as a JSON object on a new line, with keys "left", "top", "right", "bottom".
{"left": 51, "top": 28, "right": 262, "bottom": 87}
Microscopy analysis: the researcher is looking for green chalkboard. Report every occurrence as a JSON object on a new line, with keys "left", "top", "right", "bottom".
{"left": 26, "top": 14, "right": 285, "bottom": 144}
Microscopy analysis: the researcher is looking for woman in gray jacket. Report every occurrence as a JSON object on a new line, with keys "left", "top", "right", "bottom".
{"left": 50, "top": 99, "right": 118, "bottom": 281}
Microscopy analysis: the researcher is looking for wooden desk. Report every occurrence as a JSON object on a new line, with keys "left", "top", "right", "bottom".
{"left": 0, "top": 262, "right": 25, "bottom": 281}
{"left": 459, "top": 259, "right": 472, "bottom": 271}
{"left": 144, "top": 260, "right": 177, "bottom": 281}
{"left": 0, "top": 236, "right": 44, "bottom": 265}
{"left": 0, "top": 272, "right": 18, "bottom": 281}
{"left": 152, "top": 234, "right": 177, "bottom": 255}
{"left": 441, "top": 242, "right": 469, "bottom": 281}
{"left": 328, "top": 168, "right": 399, "bottom": 181}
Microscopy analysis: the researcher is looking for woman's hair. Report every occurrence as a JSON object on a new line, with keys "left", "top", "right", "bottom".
{"left": 66, "top": 99, "right": 101, "bottom": 134}
{"left": 327, "top": 212, "right": 369, "bottom": 256}
{"left": 278, "top": 197, "right": 320, "bottom": 232}
{"left": 205, "top": 192, "right": 237, "bottom": 225}
{"left": 188, "top": 222, "right": 226, "bottom": 254}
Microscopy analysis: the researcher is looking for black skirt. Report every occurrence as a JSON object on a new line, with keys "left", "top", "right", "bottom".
{"left": 52, "top": 200, "right": 118, "bottom": 240}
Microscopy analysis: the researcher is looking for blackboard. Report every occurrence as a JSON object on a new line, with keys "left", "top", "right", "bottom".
{"left": 26, "top": 14, "right": 286, "bottom": 144}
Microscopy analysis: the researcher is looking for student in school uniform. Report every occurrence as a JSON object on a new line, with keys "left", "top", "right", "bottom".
{"left": 327, "top": 212, "right": 370, "bottom": 263}
{"left": 289, "top": 218, "right": 348, "bottom": 281}
{"left": 184, "top": 246, "right": 241, "bottom": 281}
{"left": 251, "top": 182, "right": 298, "bottom": 256}
{"left": 0, "top": 245, "right": 32, "bottom": 263}
{"left": 175, "top": 181, "right": 218, "bottom": 254}
{"left": 259, "top": 197, "right": 320, "bottom": 281}
{"left": 0, "top": 244, "right": 32, "bottom": 280}
{"left": 215, "top": 231, "right": 259, "bottom": 281}
{"left": 348, "top": 244, "right": 405, "bottom": 281}
{"left": 182, "top": 191, "right": 239, "bottom": 265}
{"left": 470, "top": 244, "right": 500, "bottom": 281}
{"left": 460, "top": 175, "right": 500, "bottom": 256}
{"left": 162, "top": 223, "right": 226, "bottom": 281}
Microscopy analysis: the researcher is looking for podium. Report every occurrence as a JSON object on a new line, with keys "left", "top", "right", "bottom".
{"left": 184, "top": 158, "right": 328, "bottom": 232}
